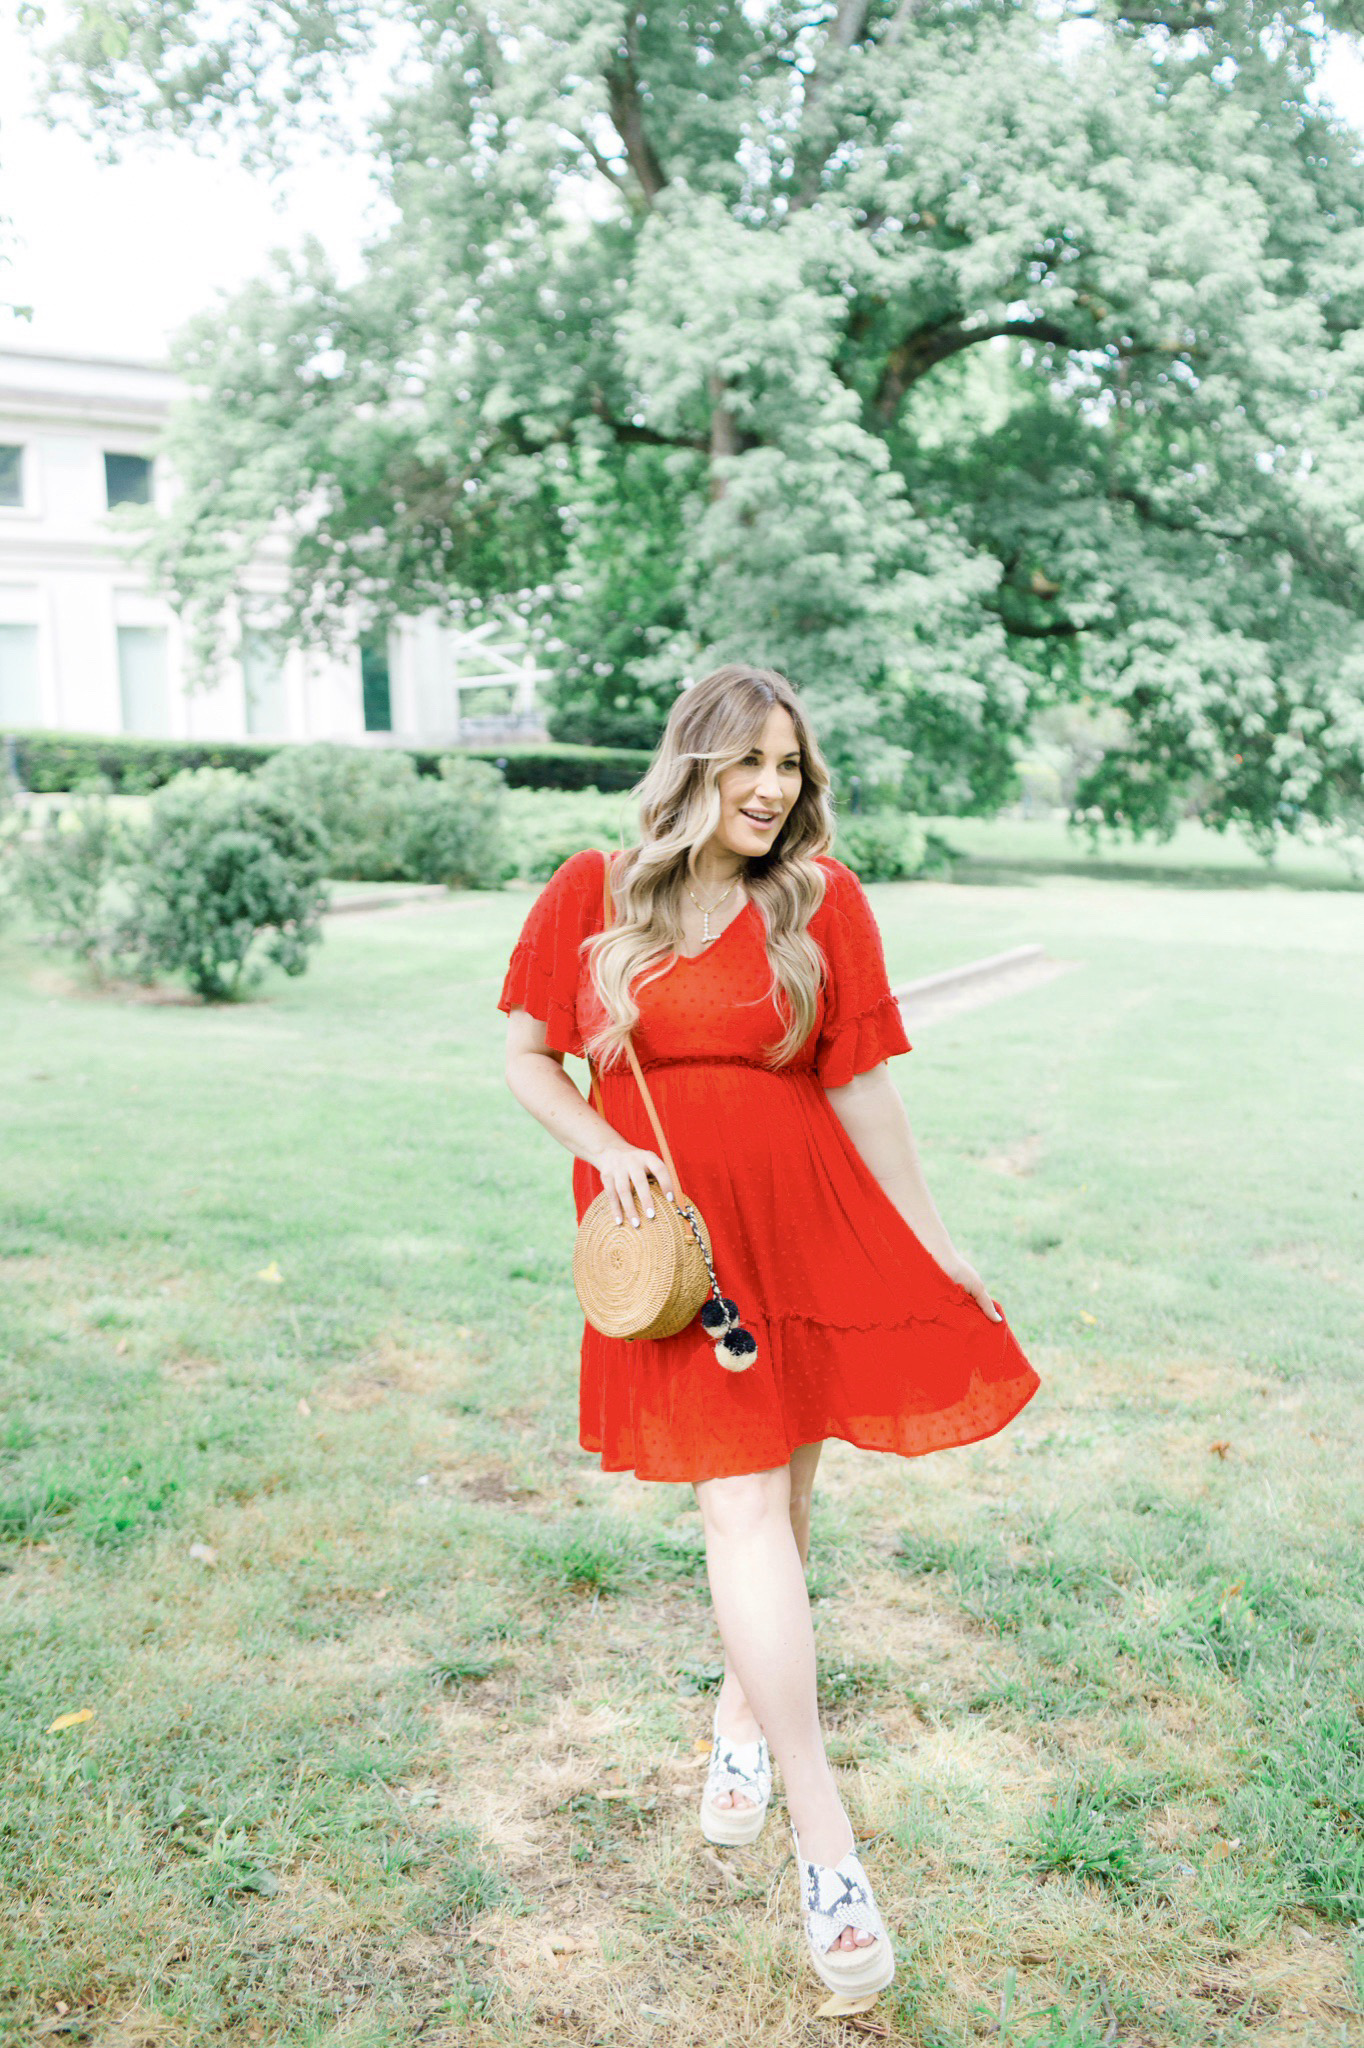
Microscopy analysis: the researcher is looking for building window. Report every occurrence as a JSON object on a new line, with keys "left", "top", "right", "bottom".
{"left": 117, "top": 625, "right": 169, "bottom": 735}
{"left": 0, "top": 623, "right": 41, "bottom": 723}
{"left": 105, "top": 452, "right": 153, "bottom": 508}
{"left": 361, "top": 636, "right": 392, "bottom": 732}
{"left": 0, "top": 445, "right": 22, "bottom": 509}
{"left": 242, "top": 630, "right": 289, "bottom": 736}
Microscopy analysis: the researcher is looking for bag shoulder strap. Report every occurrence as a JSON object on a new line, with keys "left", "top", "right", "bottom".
{"left": 588, "top": 851, "right": 682, "bottom": 1192}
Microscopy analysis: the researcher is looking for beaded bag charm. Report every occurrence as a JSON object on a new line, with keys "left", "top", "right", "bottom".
{"left": 681, "top": 1207, "right": 759, "bottom": 1372}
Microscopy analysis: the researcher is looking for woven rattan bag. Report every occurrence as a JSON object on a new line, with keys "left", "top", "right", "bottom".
{"left": 571, "top": 855, "right": 758, "bottom": 1369}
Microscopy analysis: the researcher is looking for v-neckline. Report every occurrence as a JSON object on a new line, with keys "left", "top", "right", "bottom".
{"left": 674, "top": 895, "right": 755, "bottom": 965}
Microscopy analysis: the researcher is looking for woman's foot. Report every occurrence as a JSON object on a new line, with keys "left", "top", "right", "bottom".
{"left": 788, "top": 1793, "right": 877, "bottom": 1951}
{"left": 699, "top": 1681, "right": 772, "bottom": 1846}
{"left": 708, "top": 1674, "right": 764, "bottom": 1812}
{"left": 790, "top": 1810, "right": 895, "bottom": 1990}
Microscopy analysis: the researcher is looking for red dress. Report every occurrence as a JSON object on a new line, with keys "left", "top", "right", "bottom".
{"left": 498, "top": 848, "right": 1040, "bottom": 1483}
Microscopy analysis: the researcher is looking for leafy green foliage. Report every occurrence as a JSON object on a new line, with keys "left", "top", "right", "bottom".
{"left": 499, "top": 786, "right": 631, "bottom": 884}
{"left": 256, "top": 743, "right": 508, "bottom": 885}
{"left": 4, "top": 795, "right": 130, "bottom": 973}
{"left": 255, "top": 742, "right": 420, "bottom": 880}
{"left": 35, "top": 0, "right": 1364, "bottom": 840}
{"left": 834, "top": 812, "right": 931, "bottom": 883}
{"left": 403, "top": 756, "right": 509, "bottom": 886}
{"left": 542, "top": 444, "right": 695, "bottom": 748}
{"left": 118, "top": 768, "right": 329, "bottom": 999}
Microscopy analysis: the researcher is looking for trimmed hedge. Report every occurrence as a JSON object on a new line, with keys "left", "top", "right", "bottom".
{"left": 428, "top": 745, "right": 653, "bottom": 793}
{"left": 6, "top": 729, "right": 653, "bottom": 797}
{"left": 9, "top": 730, "right": 286, "bottom": 794}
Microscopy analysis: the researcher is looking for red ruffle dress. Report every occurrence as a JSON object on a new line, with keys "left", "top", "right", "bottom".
{"left": 498, "top": 847, "right": 1040, "bottom": 1483}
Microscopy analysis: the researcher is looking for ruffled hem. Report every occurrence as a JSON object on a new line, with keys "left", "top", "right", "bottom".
{"left": 578, "top": 1302, "right": 1041, "bottom": 1484}
{"left": 499, "top": 936, "right": 585, "bottom": 1057}
{"left": 814, "top": 989, "right": 912, "bottom": 1089}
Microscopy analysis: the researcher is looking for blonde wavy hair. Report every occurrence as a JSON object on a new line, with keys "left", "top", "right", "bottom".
{"left": 583, "top": 665, "right": 836, "bottom": 1068}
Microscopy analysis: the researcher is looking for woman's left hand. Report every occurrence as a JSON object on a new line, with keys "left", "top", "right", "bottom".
{"left": 939, "top": 1251, "right": 1003, "bottom": 1322}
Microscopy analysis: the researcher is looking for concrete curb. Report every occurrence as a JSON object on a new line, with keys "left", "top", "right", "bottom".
{"left": 324, "top": 884, "right": 449, "bottom": 916}
{"left": 891, "top": 944, "right": 1046, "bottom": 1003}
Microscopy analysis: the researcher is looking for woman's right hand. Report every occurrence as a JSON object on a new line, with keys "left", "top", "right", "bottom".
{"left": 594, "top": 1143, "right": 676, "bottom": 1226}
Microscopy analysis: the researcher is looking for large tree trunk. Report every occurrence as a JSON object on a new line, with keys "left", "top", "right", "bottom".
{"left": 708, "top": 373, "right": 740, "bottom": 500}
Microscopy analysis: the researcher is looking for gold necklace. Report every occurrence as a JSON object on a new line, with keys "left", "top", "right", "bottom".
{"left": 684, "top": 876, "right": 737, "bottom": 946}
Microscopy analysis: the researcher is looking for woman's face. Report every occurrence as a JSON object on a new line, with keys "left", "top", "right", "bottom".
{"left": 710, "top": 705, "right": 804, "bottom": 862}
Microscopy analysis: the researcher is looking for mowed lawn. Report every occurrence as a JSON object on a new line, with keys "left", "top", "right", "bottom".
{"left": 2, "top": 848, "right": 1362, "bottom": 2048}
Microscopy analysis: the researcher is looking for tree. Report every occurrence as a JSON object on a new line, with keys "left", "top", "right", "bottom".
{"left": 31, "top": 0, "right": 1364, "bottom": 840}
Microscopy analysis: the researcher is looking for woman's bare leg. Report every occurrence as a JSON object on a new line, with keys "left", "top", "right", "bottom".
{"left": 709, "top": 1441, "right": 824, "bottom": 1802}
{"left": 695, "top": 1457, "right": 872, "bottom": 1951}
{"left": 787, "top": 1439, "right": 824, "bottom": 1567}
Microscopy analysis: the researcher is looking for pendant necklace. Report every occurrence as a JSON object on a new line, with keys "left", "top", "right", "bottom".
{"left": 684, "top": 876, "right": 737, "bottom": 946}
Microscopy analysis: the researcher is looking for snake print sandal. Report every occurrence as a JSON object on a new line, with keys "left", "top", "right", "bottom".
{"left": 698, "top": 1697, "right": 773, "bottom": 1846}
{"left": 790, "top": 1818, "right": 896, "bottom": 1995}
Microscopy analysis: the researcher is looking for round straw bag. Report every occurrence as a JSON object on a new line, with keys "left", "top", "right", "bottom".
{"left": 572, "top": 1160, "right": 714, "bottom": 1341}
{"left": 571, "top": 853, "right": 758, "bottom": 1368}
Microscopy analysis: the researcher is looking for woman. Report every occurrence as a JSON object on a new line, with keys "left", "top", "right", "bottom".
{"left": 499, "top": 665, "right": 1040, "bottom": 1996}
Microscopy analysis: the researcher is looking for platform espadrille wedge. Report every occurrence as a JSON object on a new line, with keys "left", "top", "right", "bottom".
{"left": 698, "top": 1697, "right": 772, "bottom": 1847}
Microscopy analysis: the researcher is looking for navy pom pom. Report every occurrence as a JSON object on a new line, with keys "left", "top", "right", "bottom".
{"left": 700, "top": 1297, "right": 739, "bottom": 1335}
{"left": 714, "top": 1325, "right": 758, "bottom": 1373}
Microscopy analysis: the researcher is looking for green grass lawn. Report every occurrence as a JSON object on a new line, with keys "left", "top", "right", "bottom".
{"left": 921, "top": 812, "right": 1362, "bottom": 892}
{"left": 2, "top": 847, "right": 1362, "bottom": 2047}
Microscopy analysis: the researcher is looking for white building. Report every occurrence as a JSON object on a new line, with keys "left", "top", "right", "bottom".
{"left": 0, "top": 345, "right": 548, "bottom": 747}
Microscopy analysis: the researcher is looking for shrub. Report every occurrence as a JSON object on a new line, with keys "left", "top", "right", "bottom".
{"left": 257, "top": 743, "right": 507, "bottom": 885}
{"left": 499, "top": 787, "right": 632, "bottom": 883}
{"left": 5, "top": 793, "right": 130, "bottom": 973}
{"left": 256, "top": 743, "right": 420, "bottom": 881}
{"left": 834, "top": 813, "right": 930, "bottom": 883}
{"left": 118, "top": 769, "right": 329, "bottom": 1000}
{"left": 401, "top": 756, "right": 509, "bottom": 886}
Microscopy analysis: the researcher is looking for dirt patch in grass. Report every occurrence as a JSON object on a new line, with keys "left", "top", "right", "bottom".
{"left": 365, "top": 1328, "right": 462, "bottom": 1390}
{"left": 25, "top": 965, "right": 203, "bottom": 1007}
{"left": 983, "top": 1131, "right": 1045, "bottom": 1177}
{"left": 1238, "top": 1928, "right": 1363, "bottom": 2032}
{"left": 1256, "top": 1241, "right": 1360, "bottom": 1293}
{"left": 160, "top": 1349, "right": 223, "bottom": 1387}
{"left": 457, "top": 1469, "right": 543, "bottom": 1507}
{"left": 316, "top": 1373, "right": 400, "bottom": 1413}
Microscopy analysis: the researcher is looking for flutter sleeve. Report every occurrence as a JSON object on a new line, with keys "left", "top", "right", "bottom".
{"left": 812, "top": 857, "right": 912, "bottom": 1088}
{"left": 496, "top": 848, "right": 606, "bottom": 1058}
